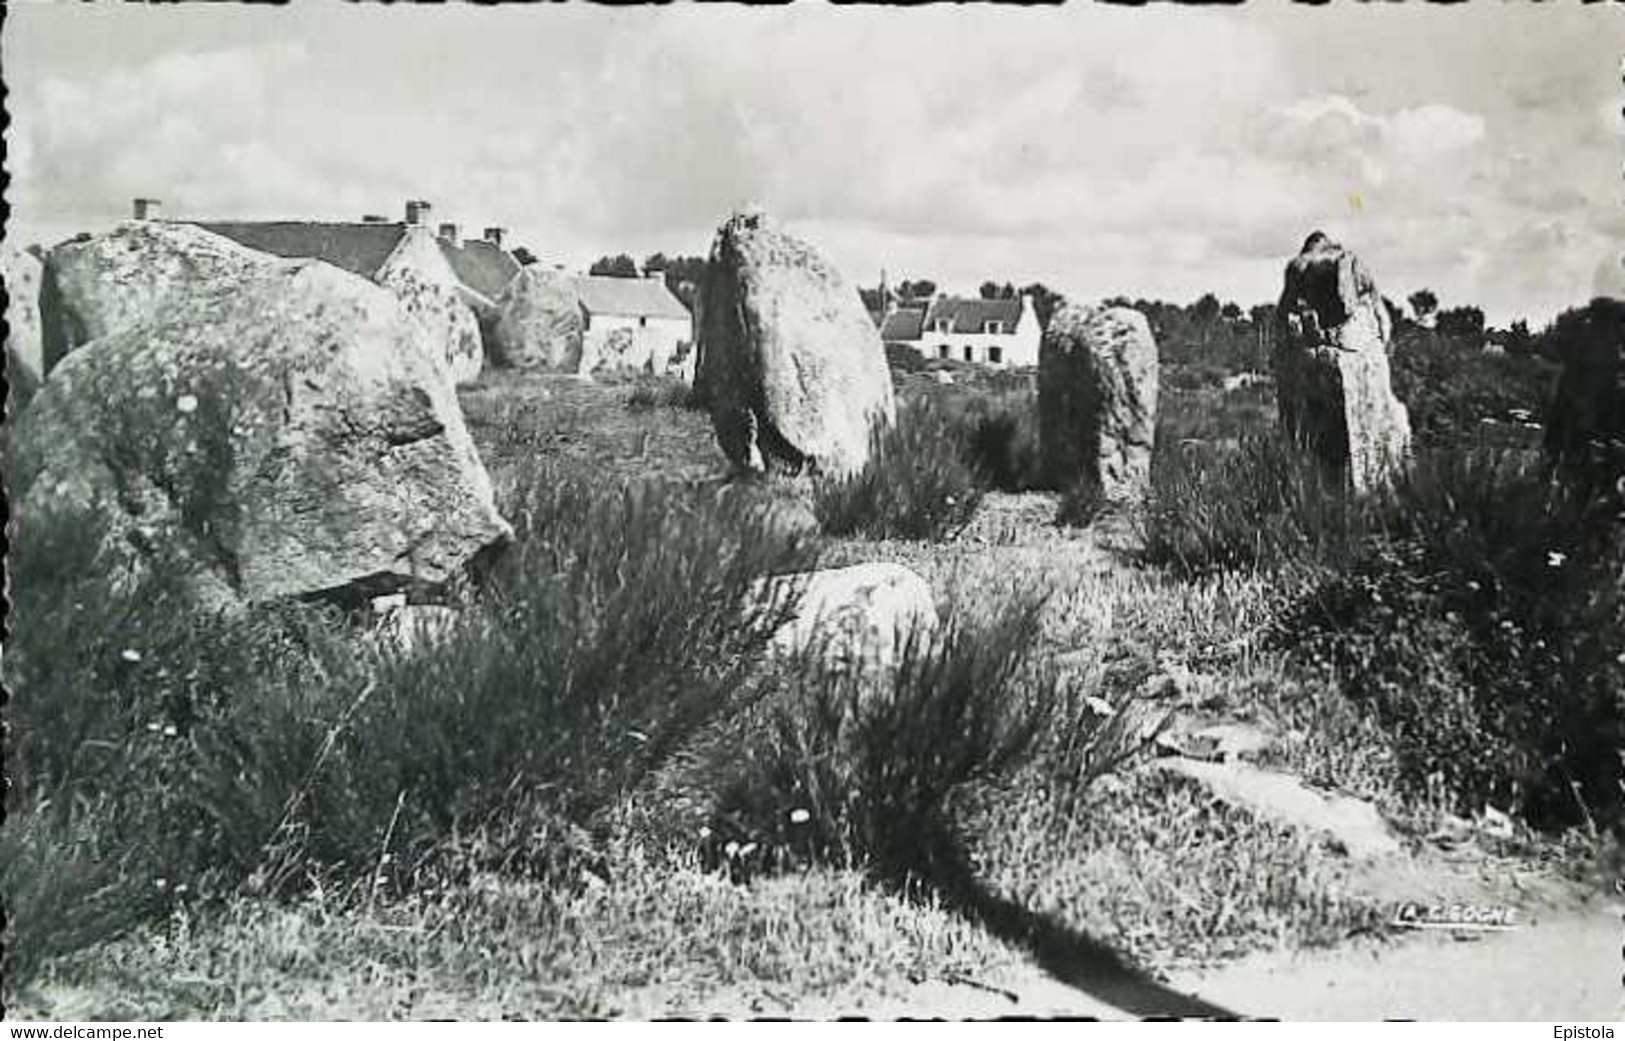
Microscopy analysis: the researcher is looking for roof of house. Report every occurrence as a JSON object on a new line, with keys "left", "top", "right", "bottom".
{"left": 570, "top": 275, "right": 690, "bottom": 321}
{"left": 922, "top": 296, "right": 1025, "bottom": 335}
{"left": 440, "top": 239, "right": 521, "bottom": 301}
{"left": 880, "top": 307, "right": 926, "bottom": 342}
{"left": 195, "top": 221, "right": 407, "bottom": 280}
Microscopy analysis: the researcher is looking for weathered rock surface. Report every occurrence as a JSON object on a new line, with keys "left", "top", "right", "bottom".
{"left": 490, "top": 267, "right": 585, "bottom": 372}
{"left": 376, "top": 228, "right": 484, "bottom": 386}
{"left": 11, "top": 259, "right": 512, "bottom": 609}
{"left": 755, "top": 562, "right": 937, "bottom": 679}
{"left": 39, "top": 222, "right": 271, "bottom": 374}
{"left": 1038, "top": 304, "right": 1159, "bottom": 504}
{"left": 696, "top": 208, "right": 895, "bottom": 477}
{"left": 4, "top": 244, "right": 45, "bottom": 413}
{"left": 1153, "top": 758, "right": 1402, "bottom": 859}
{"left": 1273, "top": 232, "right": 1412, "bottom": 492}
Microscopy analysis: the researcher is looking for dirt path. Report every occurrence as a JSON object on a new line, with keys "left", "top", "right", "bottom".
{"left": 730, "top": 902, "right": 1618, "bottom": 1020}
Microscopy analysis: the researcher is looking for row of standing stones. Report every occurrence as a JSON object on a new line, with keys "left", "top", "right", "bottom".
{"left": 690, "top": 213, "right": 1412, "bottom": 501}
{"left": 0, "top": 213, "right": 1615, "bottom": 665}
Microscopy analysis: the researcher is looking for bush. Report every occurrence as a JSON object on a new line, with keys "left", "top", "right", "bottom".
{"left": 626, "top": 374, "right": 700, "bottom": 412}
{"left": 1389, "top": 328, "right": 1558, "bottom": 450}
{"left": 961, "top": 392, "right": 1044, "bottom": 492}
{"left": 812, "top": 399, "right": 983, "bottom": 540}
{"left": 1138, "top": 431, "right": 1361, "bottom": 575}
{"left": 708, "top": 592, "right": 1140, "bottom": 889}
{"left": 1284, "top": 450, "right": 1625, "bottom": 830}
{"left": 4, "top": 465, "right": 819, "bottom": 990}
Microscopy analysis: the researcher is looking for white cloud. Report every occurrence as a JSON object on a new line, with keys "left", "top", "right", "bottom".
{"left": 3, "top": 4, "right": 1615, "bottom": 325}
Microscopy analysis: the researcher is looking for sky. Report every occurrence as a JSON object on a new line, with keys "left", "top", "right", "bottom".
{"left": 4, "top": 1, "right": 1622, "bottom": 326}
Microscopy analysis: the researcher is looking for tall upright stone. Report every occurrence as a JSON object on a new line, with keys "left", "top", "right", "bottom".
{"left": 490, "top": 265, "right": 587, "bottom": 372}
{"left": 1038, "top": 303, "right": 1159, "bottom": 505}
{"left": 1273, "top": 232, "right": 1411, "bottom": 492}
{"left": 4, "top": 244, "right": 45, "bottom": 414}
{"left": 695, "top": 208, "right": 895, "bottom": 478}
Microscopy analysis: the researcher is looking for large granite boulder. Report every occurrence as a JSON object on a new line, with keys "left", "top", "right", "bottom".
{"left": 39, "top": 222, "right": 270, "bottom": 374}
{"left": 755, "top": 562, "right": 938, "bottom": 680}
{"left": 375, "top": 227, "right": 484, "bottom": 386}
{"left": 4, "top": 244, "right": 45, "bottom": 414}
{"left": 1273, "top": 232, "right": 1412, "bottom": 492}
{"left": 490, "top": 267, "right": 585, "bottom": 372}
{"left": 696, "top": 208, "right": 895, "bottom": 478}
{"left": 1038, "top": 304, "right": 1159, "bottom": 505}
{"left": 10, "top": 258, "right": 512, "bottom": 610}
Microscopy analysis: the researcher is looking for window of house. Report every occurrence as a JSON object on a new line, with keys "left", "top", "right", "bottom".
{"left": 935, "top": 319, "right": 952, "bottom": 333}
{"left": 938, "top": 345, "right": 950, "bottom": 359}
{"left": 984, "top": 320, "right": 1004, "bottom": 335}
{"left": 639, "top": 316, "right": 648, "bottom": 328}
{"left": 989, "top": 346, "right": 1003, "bottom": 364}
{"left": 963, "top": 345, "right": 975, "bottom": 362}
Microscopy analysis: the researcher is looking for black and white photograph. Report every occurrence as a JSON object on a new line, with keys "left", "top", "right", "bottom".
{"left": 2, "top": 0, "right": 1623, "bottom": 1023}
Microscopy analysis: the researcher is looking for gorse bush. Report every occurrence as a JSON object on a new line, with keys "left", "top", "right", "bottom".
{"left": 1138, "top": 431, "right": 1361, "bottom": 575}
{"left": 4, "top": 465, "right": 818, "bottom": 991}
{"left": 812, "top": 398, "right": 983, "bottom": 541}
{"left": 626, "top": 374, "right": 701, "bottom": 412}
{"left": 1285, "top": 450, "right": 1625, "bottom": 830}
{"left": 960, "top": 391, "right": 1044, "bottom": 492}
{"left": 709, "top": 591, "right": 1149, "bottom": 890}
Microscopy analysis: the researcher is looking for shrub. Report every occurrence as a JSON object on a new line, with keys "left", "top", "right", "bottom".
{"left": 1138, "top": 431, "right": 1361, "bottom": 575}
{"left": 812, "top": 399, "right": 982, "bottom": 541}
{"left": 708, "top": 591, "right": 1147, "bottom": 891}
{"left": 626, "top": 374, "right": 700, "bottom": 412}
{"left": 1284, "top": 450, "right": 1625, "bottom": 830}
{"left": 961, "top": 392, "right": 1044, "bottom": 492}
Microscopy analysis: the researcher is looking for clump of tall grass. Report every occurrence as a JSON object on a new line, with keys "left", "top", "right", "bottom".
{"left": 707, "top": 592, "right": 1149, "bottom": 892}
{"left": 625, "top": 374, "right": 700, "bottom": 412}
{"left": 812, "top": 398, "right": 983, "bottom": 541}
{"left": 1138, "top": 431, "right": 1361, "bottom": 575}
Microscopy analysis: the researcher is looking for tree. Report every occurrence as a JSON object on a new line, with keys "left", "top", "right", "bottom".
{"left": 1435, "top": 305, "right": 1486, "bottom": 342}
{"left": 1020, "top": 282, "right": 1066, "bottom": 330}
{"left": 1408, "top": 289, "right": 1438, "bottom": 324}
{"left": 898, "top": 279, "right": 937, "bottom": 300}
{"left": 1221, "top": 302, "right": 1243, "bottom": 322}
{"left": 512, "top": 246, "right": 539, "bottom": 266}
{"left": 588, "top": 253, "right": 639, "bottom": 278}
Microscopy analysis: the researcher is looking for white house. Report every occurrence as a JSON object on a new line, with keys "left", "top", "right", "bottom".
{"left": 880, "top": 293, "right": 1041, "bottom": 369}
{"left": 571, "top": 273, "right": 693, "bottom": 375}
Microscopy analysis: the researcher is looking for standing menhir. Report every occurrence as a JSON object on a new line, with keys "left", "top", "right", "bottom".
{"left": 1038, "top": 303, "right": 1159, "bottom": 507}
{"left": 1273, "top": 232, "right": 1411, "bottom": 492}
{"left": 695, "top": 206, "right": 895, "bottom": 478}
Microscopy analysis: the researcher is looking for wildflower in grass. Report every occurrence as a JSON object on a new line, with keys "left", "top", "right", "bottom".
{"left": 120, "top": 649, "right": 142, "bottom": 663}
{"left": 1084, "top": 695, "right": 1116, "bottom": 717}
{"left": 176, "top": 394, "right": 199, "bottom": 414}
{"left": 1547, "top": 551, "right": 1566, "bottom": 568}
{"left": 788, "top": 808, "right": 811, "bottom": 825}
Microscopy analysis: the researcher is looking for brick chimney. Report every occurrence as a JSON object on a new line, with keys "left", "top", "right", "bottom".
{"left": 438, "top": 222, "right": 461, "bottom": 247}
{"left": 404, "top": 200, "right": 431, "bottom": 226}
{"left": 132, "top": 198, "right": 162, "bottom": 220}
{"left": 483, "top": 226, "right": 505, "bottom": 248}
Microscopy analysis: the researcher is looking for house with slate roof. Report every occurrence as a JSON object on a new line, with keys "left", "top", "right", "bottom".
{"left": 183, "top": 198, "right": 524, "bottom": 346}
{"left": 879, "top": 290, "right": 1041, "bottom": 369}
{"left": 571, "top": 272, "right": 693, "bottom": 373}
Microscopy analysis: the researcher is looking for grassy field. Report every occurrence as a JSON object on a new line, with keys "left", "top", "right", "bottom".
{"left": 6, "top": 362, "right": 1617, "bottom": 1020}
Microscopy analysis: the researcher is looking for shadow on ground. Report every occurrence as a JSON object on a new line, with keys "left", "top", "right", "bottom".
{"left": 895, "top": 821, "right": 1239, "bottom": 1019}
